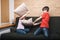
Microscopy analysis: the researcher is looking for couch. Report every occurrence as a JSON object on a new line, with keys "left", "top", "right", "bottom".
{"left": 1, "top": 17, "right": 60, "bottom": 40}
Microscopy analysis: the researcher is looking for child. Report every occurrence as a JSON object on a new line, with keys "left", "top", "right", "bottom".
{"left": 33, "top": 6, "right": 50, "bottom": 38}
{"left": 16, "top": 12, "right": 30, "bottom": 35}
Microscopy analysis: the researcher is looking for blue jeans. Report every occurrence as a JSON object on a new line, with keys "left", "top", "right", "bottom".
{"left": 16, "top": 28, "right": 30, "bottom": 35}
{"left": 34, "top": 27, "right": 48, "bottom": 38}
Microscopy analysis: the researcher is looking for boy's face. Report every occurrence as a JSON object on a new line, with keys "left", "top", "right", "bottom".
{"left": 43, "top": 10, "right": 47, "bottom": 12}
{"left": 41, "top": 10, "right": 48, "bottom": 15}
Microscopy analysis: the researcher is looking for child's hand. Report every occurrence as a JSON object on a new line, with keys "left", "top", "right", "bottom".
{"left": 33, "top": 22, "right": 39, "bottom": 26}
{"left": 33, "top": 22, "right": 35, "bottom": 25}
{"left": 33, "top": 22, "right": 41, "bottom": 26}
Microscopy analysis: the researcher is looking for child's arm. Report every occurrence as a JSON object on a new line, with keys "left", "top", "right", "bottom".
{"left": 33, "top": 22, "right": 41, "bottom": 26}
{"left": 34, "top": 16, "right": 42, "bottom": 23}
{"left": 19, "top": 11, "right": 30, "bottom": 20}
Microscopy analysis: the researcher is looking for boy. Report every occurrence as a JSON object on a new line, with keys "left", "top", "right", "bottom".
{"left": 33, "top": 6, "right": 50, "bottom": 38}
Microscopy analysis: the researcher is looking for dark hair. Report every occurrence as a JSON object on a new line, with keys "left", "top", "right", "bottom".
{"left": 42, "top": 6, "right": 49, "bottom": 12}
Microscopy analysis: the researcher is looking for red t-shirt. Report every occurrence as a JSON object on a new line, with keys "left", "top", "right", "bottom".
{"left": 40, "top": 12, "right": 50, "bottom": 28}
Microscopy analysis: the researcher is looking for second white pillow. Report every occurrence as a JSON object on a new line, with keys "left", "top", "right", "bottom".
{"left": 21, "top": 18, "right": 33, "bottom": 26}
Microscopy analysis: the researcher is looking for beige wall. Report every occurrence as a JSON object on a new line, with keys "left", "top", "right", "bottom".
{"left": 0, "top": 0, "right": 1, "bottom": 24}
{"left": 0, "top": 0, "right": 1, "bottom": 15}
{"left": 1, "top": 0, "right": 9, "bottom": 23}
{"left": 0, "top": 0, "right": 60, "bottom": 23}
{"left": 14, "top": 0, "right": 60, "bottom": 18}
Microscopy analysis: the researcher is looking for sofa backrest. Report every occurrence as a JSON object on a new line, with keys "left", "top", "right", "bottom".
{"left": 49, "top": 17, "right": 60, "bottom": 34}
{"left": 15, "top": 17, "right": 60, "bottom": 34}
{"left": 15, "top": 17, "right": 20, "bottom": 27}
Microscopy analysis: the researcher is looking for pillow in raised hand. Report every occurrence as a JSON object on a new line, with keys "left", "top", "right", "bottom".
{"left": 14, "top": 3, "right": 29, "bottom": 17}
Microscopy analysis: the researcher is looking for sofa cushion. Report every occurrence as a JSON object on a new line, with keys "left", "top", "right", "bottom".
{"left": 1, "top": 32, "right": 45, "bottom": 40}
{"left": 50, "top": 33, "right": 60, "bottom": 39}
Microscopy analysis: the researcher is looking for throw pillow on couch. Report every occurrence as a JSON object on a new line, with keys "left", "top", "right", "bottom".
{"left": 21, "top": 18, "right": 33, "bottom": 26}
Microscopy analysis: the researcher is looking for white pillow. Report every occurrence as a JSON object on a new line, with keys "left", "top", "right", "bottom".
{"left": 14, "top": 3, "right": 29, "bottom": 16}
{"left": 21, "top": 18, "right": 33, "bottom": 26}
